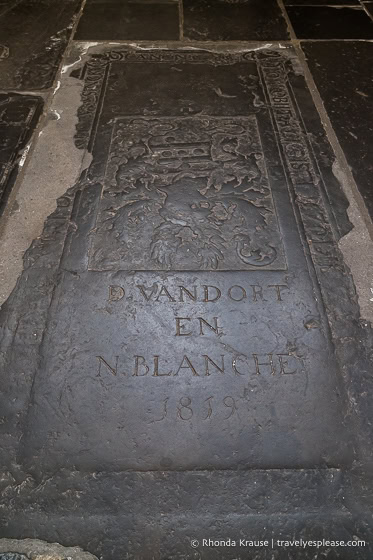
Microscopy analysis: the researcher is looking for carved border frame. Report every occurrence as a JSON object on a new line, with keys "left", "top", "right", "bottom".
{"left": 0, "top": 47, "right": 371, "bottom": 504}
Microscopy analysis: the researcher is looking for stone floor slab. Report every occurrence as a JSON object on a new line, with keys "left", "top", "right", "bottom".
{"left": 287, "top": 6, "right": 373, "bottom": 39}
{"left": 0, "top": 0, "right": 82, "bottom": 90}
{"left": 302, "top": 41, "right": 373, "bottom": 218}
{"left": 74, "top": 0, "right": 180, "bottom": 41}
{"left": 183, "top": 0, "right": 289, "bottom": 41}
{"left": 0, "top": 43, "right": 372, "bottom": 559}
{"left": 2, "top": 45, "right": 354, "bottom": 472}
{"left": 0, "top": 470, "right": 371, "bottom": 559}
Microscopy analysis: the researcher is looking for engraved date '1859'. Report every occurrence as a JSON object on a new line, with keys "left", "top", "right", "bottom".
{"left": 150, "top": 395, "right": 240, "bottom": 423}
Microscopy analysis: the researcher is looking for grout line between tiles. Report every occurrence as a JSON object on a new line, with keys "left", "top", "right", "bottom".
{"left": 361, "top": 1, "right": 373, "bottom": 19}
{"left": 179, "top": 0, "right": 184, "bottom": 40}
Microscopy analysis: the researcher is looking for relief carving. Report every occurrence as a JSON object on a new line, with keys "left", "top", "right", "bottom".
{"left": 257, "top": 53, "right": 337, "bottom": 269}
{"left": 90, "top": 116, "right": 286, "bottom": 271}
{"left": 0, "top": 44, "right": 9, "bottom": 59}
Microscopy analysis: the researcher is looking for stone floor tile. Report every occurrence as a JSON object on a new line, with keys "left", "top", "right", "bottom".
{"left": 0, "top": 0, "right": 82, "bottom": 90}
{"left": 183, "top": 0, "right": 289, "bottom": 41}
{"left": 303, "top": 40, "right": 373, "bottom": 217}
{"left": 287, "top": 6, "right": 373, "bottom": 39}
{"left": 75, "top": 0, "right": 180, "bottom": 41}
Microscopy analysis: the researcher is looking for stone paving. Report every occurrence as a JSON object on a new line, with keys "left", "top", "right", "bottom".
{"left": 0, "top": 2, "right": 373, "bottom": 560}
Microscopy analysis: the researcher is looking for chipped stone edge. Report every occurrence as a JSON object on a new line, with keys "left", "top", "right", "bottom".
{"left": 276, "top": 0, "right": 373, "bottom": 322}
{"left": 333, "top": 160, "right": 373, "bottom": 324}
{"left": 0, "top": 48, "right": 92, "bottom": 307}
{"left": 0, "top": 0, "right": 90, "bottom": 307}
{"left": 0, "top": 539, "right": 98, "bottom": 560}
{"left": 296, "top": 44, "right": 373, "bottom": 323}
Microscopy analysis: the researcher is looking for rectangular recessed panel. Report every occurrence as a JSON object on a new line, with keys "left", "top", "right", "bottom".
{"left": 90, "top": 116, "right": 286, "bottom": 271}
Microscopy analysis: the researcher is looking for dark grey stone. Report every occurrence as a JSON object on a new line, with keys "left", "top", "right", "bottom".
{"left": 363, "top": 2, "right": 373, "bottom": 18}
{"left": 0, "top": 45, "right": 372, "bottom": 559}
{"left": 0, "top": 0, "right": 82, "bottom": 90}
{"left": 183, "top": 0, "right": 289, "bottom": 41}
{"left": 302, "top": 41, "right": 373, "bottom": 218}
{"left": 74, "top": 0, "right": 180, "bottom": 41}
{"left": 286, "top": 6, "right": 373, "bottom": 39}
{"left": 0, "top": 93, "right": 43, "bottom": 213}
{"left": 0, "top": 1, "right": 18, "bottom": 17}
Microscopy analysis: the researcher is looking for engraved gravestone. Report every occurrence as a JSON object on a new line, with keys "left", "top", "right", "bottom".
{"left": 1, "top": 46, "right": 371, "bottom": 558}
{"left": 7, "top": 47, "right": 351, "bottom": 471}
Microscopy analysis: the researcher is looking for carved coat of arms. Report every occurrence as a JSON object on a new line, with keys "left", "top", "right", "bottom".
{"left": 90, "top": 116, "right": 286, "bottom": 271}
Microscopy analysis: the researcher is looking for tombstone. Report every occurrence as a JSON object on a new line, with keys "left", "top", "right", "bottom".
{"left": 0, "top": 45, "right": 372, "bottom": 559}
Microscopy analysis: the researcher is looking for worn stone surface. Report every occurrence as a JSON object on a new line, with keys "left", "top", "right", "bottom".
{"left": 0, "top": 539, "right": 98, "bottom": 560}
{"left": 0, "top": 73, "right": 88, "bottom": 307}
{"left": 0, "top": 555, "right": 27, "bottom": 560}
{"left": 75, "top": 0, "right": 180, "bottom": 41}
{"left": 0, "top": 93, "right": 43, "bottom": 213}
{"left": 284, "top": 0, "right": 360, "bottom": 4}
{"left": 286, "top": 6, "right": 373, "bottom": 39}
{"left": 302, "top": 41, "right": 373, "bottom": 218}
{"left": 0, "top": 0, "right": 82, "bottom": 90}
{"left": 0, "top": 44, "right": 372, "bottom": 559}
{"left": 183, "top": 0, "right": 289, "bottom": 41}
{"left": 0, "top": 0, "right": 19, "bottom": 18}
